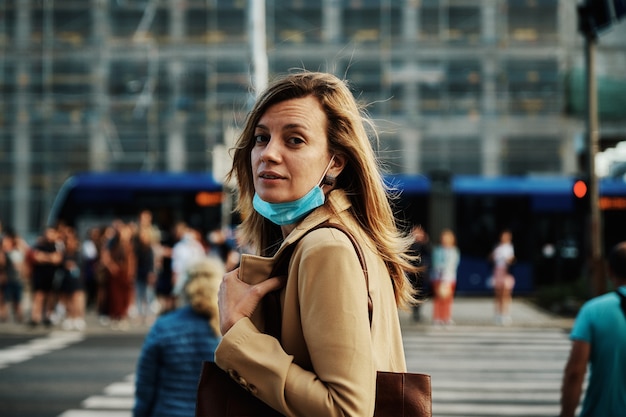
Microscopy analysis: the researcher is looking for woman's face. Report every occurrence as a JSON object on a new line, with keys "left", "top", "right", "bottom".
{"left": 251, "top": 96, "right": 333, "bottom": 203}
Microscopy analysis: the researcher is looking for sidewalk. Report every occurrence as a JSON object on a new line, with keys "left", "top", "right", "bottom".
{"left": 400, "top": 296, "right": 575, "bottom": 330}
{"left": 1, "top": 296, "right": 575, "bottom": 336}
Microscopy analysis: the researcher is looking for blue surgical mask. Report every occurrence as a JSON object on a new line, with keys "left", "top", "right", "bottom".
{"left": 253, "top": 156, "right": 335, "bottom": 226}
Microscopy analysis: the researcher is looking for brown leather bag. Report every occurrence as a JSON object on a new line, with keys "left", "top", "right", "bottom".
{"left": 195, "top": 223, "right": 432, "bottom": 417}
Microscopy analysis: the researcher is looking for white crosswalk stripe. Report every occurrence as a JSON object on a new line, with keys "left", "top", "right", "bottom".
{"left": 0, "top": 331, "right": 85, "bottom": 370}
{"left": 405, "top": 326, "right": 581, "bottom": 417}
{"left": 57, "top": 374, "right": 135, "bottom": 417}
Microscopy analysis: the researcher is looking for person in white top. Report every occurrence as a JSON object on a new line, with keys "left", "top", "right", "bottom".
{"left": 171, "top": 225, "right": 207, "bottom": 304}
{"left": 490, "top": 229, "right": 515, "bottom": 325}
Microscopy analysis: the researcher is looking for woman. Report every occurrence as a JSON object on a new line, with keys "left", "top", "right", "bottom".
{"left": 490, "top": 229, "right": 515, "bottom": 325}
{"left": 134, "top": 257, "right": 223, "bottom": 417}
{"left": 430, "top": 229, "right": 460, "bottom": 326}
{"left": 216, "top": 71, "right": 419, "bottom": 416}
{"left": 101, "top": 221, "right": 136, "bottom": 330}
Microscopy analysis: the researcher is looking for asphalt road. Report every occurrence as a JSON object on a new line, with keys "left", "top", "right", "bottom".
{"left": 0, "top": 297, "right": 576, "bottom": 417}
{"left": 0, "top": 330, "right": 145, "bottom": 417}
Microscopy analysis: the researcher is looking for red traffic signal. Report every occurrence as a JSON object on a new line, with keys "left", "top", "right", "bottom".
{"left": 573, "top": 179, "right": 588, "bottom": 199}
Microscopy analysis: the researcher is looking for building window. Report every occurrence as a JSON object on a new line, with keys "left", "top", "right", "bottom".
{"left": 271, "top": 3, "right": 322, "bottom": 43}
{"left": 447, "top": 6, "right": 481, "bottom": 44}
{"left": 506, "top": 0, "right": 558, "bottom": 43}
{"left": 447, "top": 60, "right": 482, "bottom": 115}
{"left": 53, "top": 9, "right": 91, "bottom": 47}
{"left": 345, "top": 60, "right": 382, "bottom": 109}
{"left": 419, "top": 0, "right": 440, "bottom": 41}
{"left": 343, "top": 8, "right": 379, "bottom": 43}
{"left": 110, "top": 8, "right": 169, "bottom": 40}
{"left": 500, "top": 59, "right": 560, "bottom": 115}
{"left": 501, "top": 136, "right": 561, "bottom": 175}
{"left": 421, "top": 137, "right": 481, "bottom": 175}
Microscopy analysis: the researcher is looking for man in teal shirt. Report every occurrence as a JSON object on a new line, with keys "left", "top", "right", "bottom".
{"left": 560, "top": 241, "right": 626, "bottom": 417}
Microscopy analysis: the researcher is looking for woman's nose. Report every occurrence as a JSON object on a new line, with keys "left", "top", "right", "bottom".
{"left": 259, "top": 138, "right": 282, "bottom": 163}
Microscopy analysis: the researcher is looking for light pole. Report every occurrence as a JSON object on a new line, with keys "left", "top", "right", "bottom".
{"left": 577, "top": 0, "right": 626, "bottom": 295}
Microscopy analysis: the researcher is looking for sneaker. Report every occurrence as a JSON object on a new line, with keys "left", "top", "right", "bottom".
{"left": 62, "top": 319, "right": 74, "bottom": 331}
{"left": 73, "top": 318, "right": 86, "bottom": 331}
{"left": 118, "top": 319, "right": 130, "bottom": 331}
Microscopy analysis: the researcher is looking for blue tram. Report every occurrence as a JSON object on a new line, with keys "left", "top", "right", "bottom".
{"left": 47, "top": 171, "right": 626, "bottom": 294}
{"left": 47, "top": 171, "right": 225, "bottom": 238}
{"left": 389, "top": 174, "right": 626, "bottom": 294}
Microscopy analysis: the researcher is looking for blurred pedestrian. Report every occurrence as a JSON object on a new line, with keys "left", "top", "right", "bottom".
{"left": 133, "top": 257, "right": 223, "bottom": 417}
{"left": 154, "top": 222, "right": 184, "bottom": 315}
{"left": 408, "top": 225, "right": 431, "bottom": 322}
{"left": 171, "top": 224, "right": 206, "bottom": 305}
{"left": 430, "top": 228, "right": 460, "bottom": 326}
{"left": 0, "top": 227, "right": 29, "bottom": 323}
{"left": 58, "top": 229, "right": 86, "bottom": 331}
{"left": 81, "top": 226, "right": 102, "bottom": 312}
{"left": 28, "top": 227, "right": 63, "bottom": 327}
{"left": 100, "top": 221, "right": 136, "bottom": 330}
{"left": 207, "top": 227, "right": 240, "bottom": 272}
{"left": 490, "top": 229, "right": 515, "bottom": 325}
{"left": 134, "top": 226, "right": 156, "bottom": 325}
{"left": 96, "top": 224, "right": 117, "bottom": 325}
{"left": 560, "top": 241, "right": 626, "bottom": 417}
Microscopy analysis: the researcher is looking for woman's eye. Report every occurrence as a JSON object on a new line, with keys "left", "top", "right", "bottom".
{"left": 287, "top": 136, "right": 304, "bottom": 145}
{"left": 254, "top": 134, "right": 269, "bottom": 144}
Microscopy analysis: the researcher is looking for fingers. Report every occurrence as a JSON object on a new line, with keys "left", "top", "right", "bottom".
{"left": 254, "top": 276, "right": 286, "bottom": 297}
{"left": 218, "top": 269, "right": 287, "bottom": 335}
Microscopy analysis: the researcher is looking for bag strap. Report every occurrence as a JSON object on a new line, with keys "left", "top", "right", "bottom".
{"left": 263, "top": 222, "right": 371, "bottom": 339}
{"left": 616, "top": 289, "right": 626, "bottom": 320}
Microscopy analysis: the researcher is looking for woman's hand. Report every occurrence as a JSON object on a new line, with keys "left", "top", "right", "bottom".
{"left": 218, "top": 267, "right": 286, "bottom": 335}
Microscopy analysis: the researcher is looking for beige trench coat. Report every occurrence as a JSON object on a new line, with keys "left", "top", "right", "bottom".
{"left": 215, "top": 190, "right": 407, "bottom": 417}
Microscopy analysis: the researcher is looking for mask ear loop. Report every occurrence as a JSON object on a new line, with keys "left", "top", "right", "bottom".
{"left": 318, "top": 155, "right": 337, "bottom": 188}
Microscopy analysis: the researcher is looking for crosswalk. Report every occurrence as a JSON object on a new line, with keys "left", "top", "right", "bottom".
{"left": 57, "top": 374, "right": 135, "bottom": 417}
{"left": 55, "top": 327, "right": 578, "bottom": 417}
{"left": 0, "top": 331, "right": 85, "bottom": 370}
{"left": 405, "top": 326, "right": 579, "bottom": 417}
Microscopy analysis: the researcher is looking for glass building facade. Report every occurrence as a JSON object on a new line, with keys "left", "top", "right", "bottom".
{"left": 1, "top": 0, "right": 625, "bottom": 236}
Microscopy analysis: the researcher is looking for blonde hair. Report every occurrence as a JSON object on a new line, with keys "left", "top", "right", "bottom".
{"left": 227, "top": 71, "right": 418, "bottom": 309}
{"left": 185, "top": 257, "right": 225, "bottom": 336}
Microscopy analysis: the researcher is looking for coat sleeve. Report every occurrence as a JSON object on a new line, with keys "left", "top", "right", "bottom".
{"left": 215, "top": 231, "right": 376, "bottom": 417}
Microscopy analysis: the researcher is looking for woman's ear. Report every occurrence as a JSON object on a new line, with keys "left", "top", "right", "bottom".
{"left": 322, "top": 154, "right": 346, "bottom": 188}
{"left": 329, "top": 153, "right": 346, "bottom": 178}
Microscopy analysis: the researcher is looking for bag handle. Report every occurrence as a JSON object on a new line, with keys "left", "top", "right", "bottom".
{"left": 264, "top": 222, "right": 372, "bottom": 339}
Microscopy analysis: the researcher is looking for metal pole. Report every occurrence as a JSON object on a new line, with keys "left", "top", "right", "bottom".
{"left": 248, "top": 0, "right": 268, "bottom": 97}
{"left": 584, "top": 34, "right": 604, "bottom": 296}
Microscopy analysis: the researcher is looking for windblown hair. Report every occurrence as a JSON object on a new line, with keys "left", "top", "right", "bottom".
{"left": 227, "top": 71, "right": 418, "bottom": 309}
{"left": 185, "top": 257, "right": 224, "bottom": 336}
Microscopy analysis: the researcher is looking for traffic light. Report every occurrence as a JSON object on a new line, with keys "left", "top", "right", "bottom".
{"left": 578, "top": 0, "right": 626, "bottom": 37}
{"left": 573, "top": 177, "right": 590, "bottom": 214}
{"left": 573, "top": 179, "right": 588, "bottom": 199}
{"left": 615, "top": 0, "right": 626, "bottom": 19}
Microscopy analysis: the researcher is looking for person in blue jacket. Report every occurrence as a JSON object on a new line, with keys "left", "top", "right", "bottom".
{"left": 133, "top": 257, "right": 223, "bottom": 417}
